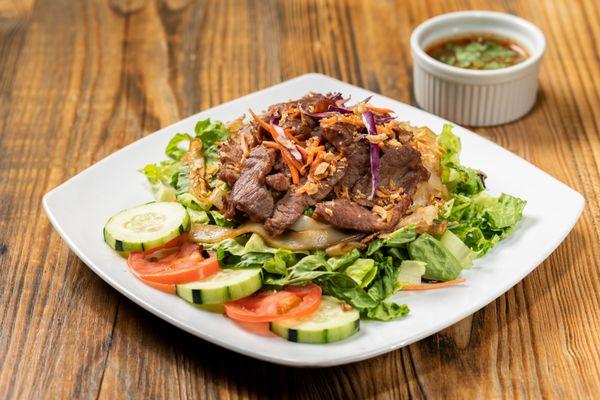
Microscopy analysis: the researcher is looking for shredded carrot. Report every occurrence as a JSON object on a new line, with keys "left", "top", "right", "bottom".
{"left": 262, "top": 140, "right": 281, "bottom": 149}
{"left": 401, "top": 278, "right": 466, "bottom": 291}
{"left": 284, "top": 128, "right": 302, "bottom": 144}
{"left": 240, "top": 134, "right": 250, "bottom": 158}
{"left": 309, "top": 150, "right": 324, "bottom": 176}
{"left": 365, "top": 105, "right": 395, "bottom": 114}
{"left": 296, "top": 145, "right": 308, "bottom": 160}
{"left": 302, "top": 152, "right": 314, "bottom": 174}
{"left": 283, "top": 153, "right": 300, "bottom": 184}
{"left": 263, "top": 141, "right": 300, "bottom": 184}
{"left": 248, "top": 108, "right": 272, "bottom": 133}
{"left": 249, "top": 108, "right": 306, "bottom": 168}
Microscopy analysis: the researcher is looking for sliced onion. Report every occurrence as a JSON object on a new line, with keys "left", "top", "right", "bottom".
{"left": 288, "top": 215, "right": 331, "bottom": 232}
{"left": 271, "top": 121, "right": 303, "bottom": 163}
{"left": 190, "top": 222, "right": 360, "bottom": 251}
{"left": 325, "top": 241, "right": 366, "bottom": 257}
{"left": 299, "top": 106, "right": 337, "bottom": 120}
{"left": 361, "top": 111, "right": 380, "bottom": 199}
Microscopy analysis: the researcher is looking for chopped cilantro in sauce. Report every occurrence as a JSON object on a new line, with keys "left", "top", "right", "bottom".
{"left": 426, "top": 34, "right": 528, "bottom": 70}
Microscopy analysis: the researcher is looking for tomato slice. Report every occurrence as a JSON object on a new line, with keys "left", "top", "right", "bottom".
{"left": 224, "top": 283, "right": 322, "bottom": 322}
{"left": 232, "top": 321, "right": 275, "bottom": 337}
{"left": 127, "top": 235, "right": 219, "bottom": 287}
{"left": 139, "top": 278, "right": 177, "bottom": 295}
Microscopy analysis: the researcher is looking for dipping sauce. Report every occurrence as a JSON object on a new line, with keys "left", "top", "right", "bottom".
{"left": 426, "top": 34, "right": 528, "bottom": 70}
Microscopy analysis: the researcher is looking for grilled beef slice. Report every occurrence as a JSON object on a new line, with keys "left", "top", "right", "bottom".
{"left": 313, "top": 197, "right": 411, "bottom": 232}
{"left": 264, "top": 165, "right": 346, "bottom": 236}
{"left": 218, "top": 124, "right": 260, "bottom": 186}
{"left": 322, "top": 123, "right": 370, "bottom": 192}
{"left": 351, "top": 145, "right": 430, "bottom": 206}
{"left": 265, "top": 173, "right": 291, "bottom": 192}
{"left": 226, "top": 146, "right": 276, "bottom": 221}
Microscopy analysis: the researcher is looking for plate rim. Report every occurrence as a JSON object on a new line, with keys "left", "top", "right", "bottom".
{"left": 42, "top": 73, "right": 585, "bottom": 367}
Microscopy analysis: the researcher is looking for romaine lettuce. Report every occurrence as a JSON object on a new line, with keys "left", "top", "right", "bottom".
{"left": 438, "top": 124, "right": 486, "bottom": 195}
{"left": 438, "top": 125, "right": 526, "bottom": 255}
{"left": 408, "top": 233, "right": 463, "bottom": 281}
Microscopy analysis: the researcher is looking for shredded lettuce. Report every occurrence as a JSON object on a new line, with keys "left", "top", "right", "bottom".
{"left": 396, "top": 261, "right": 426, "bottom": 287}
{"left": 438, "top": 125, "right": 526, "bottom": 256}
{"left": 438, "top": 124, "right": 486, "bottom": 195}
{"left": 194, "top": 119, "right": 230, "bottom": 169}
{"left": 139, "top": 161, "right": 178, "bottom": 201}
{"left": 446, "top": 192, "right": 526, "bottom": 255}
{"left": 139, "top": 118, "right": 235, "bottom": 226}
{"left": 165, "top": 133, "right": 192, "bottom": 161}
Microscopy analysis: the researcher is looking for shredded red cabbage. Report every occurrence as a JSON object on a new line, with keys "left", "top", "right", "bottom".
{"left": 361, "top": 111, "right": 380, "bottom": 199}
{"left": 375, "top": 116, "right": 394, "bottom": 124}
{"left": 329, "top": 92, "right": 343, "bottom": 101}
{"left": 335, "top": 95, "right": 350, "bottom": 106}
{"left": 299, "top": 104, "right": 352, "bottom": 119}
{"left": 299, "top": 106, "right": 336, "bottom": 119}
{"left": 328, "top": 105, "right": 352, "bottom": 114}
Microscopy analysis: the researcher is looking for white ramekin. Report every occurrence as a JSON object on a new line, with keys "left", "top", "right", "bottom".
{"left": 410, "top": 11, "right": 546, "bottom": 127}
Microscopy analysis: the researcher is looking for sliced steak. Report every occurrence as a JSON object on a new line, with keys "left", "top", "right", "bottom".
{"left": 264, "top": 164, "right": 346, "bottom": 236}
{"left": 265, "top": 173, "right": 290, "bottom": 192}
{"left": 313, "top": 197, "right": 411, "bottom": 232}
{"left": 322, "top": 123, "right": 370, "bottom": 193}
{"left": 218, "top": 124, "right": 260, "bottom": 186}
{"left": 351, "top": 145, "right": 430, "bottom": 206}
{"left": 226, "top": 146, "right": 276, "bottom": 221}
{"left": 392, "top": 126, "right": 414, "bottom": 144}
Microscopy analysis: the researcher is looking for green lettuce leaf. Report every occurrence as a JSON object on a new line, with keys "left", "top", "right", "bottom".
{"left": 263, "top": 250, "right": 297, "bottom": 275}
{"left": 186, "top": 207, "right": 235, "bottom": 227}
{"left": 437, "top": 125, "right": 526, "bottom": 256}
{"left": 396, "top": 260, "right": 426, "bottom": 286}
{"left": 165, "top": 133, "right": 192, "bottom": 161}
{"left": 384, "top": 225, "right": 417, "bottom": 247}
{"left": 194, "top": 119, "right": 230, "bottom": 168}
{"left": 318, "top": 256, "right": 409, "bottom": 321}
{"left": 366, "top": 302, "right": 410, "bottom": 321}
{"left": 265, "top": 253, "right": 333, "bottom": 286}
{"left": 139, "top": 161, "right": 178, "bottom": 201}
{"left": 446, "top": 192, "right": 526, "bottom": 255}
{"left": 407, "top": 233, "right": 463, "bottom": 281}
{"left": 345, "top": 259, "right": 377, "bottom": 287}
{"left": 244, "top": 233, "right": 278, "bottom": 254}
{"left": 327, "top": 248, "right": 361, "bottom": 271}
{"left": 438, "top": 124, "right": 486, "bottom": 195}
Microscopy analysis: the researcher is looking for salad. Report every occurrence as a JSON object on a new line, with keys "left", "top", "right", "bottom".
{"left": 103, "top": 93, "right": 525, "bottom": 344}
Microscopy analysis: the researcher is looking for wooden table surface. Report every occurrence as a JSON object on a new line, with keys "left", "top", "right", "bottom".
{"left": 1, "top": 0, "right": 599, "bottom": 398}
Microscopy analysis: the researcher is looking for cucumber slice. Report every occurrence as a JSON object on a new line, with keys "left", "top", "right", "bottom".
{"left": 103, "top": 202, "right": 189, "bottom": 252}
{"left": 270, "top": 296, "right": 360, "bottom": 344}
{"left": 176, "top": 268, "right": 262, "bottom": 305}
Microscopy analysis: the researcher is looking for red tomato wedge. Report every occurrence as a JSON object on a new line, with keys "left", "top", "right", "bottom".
{"left": 224, "top": 283, "right": 322, "bottom": 322}
{"left": 127, "top": 235, "right": 219, "bottom": 291}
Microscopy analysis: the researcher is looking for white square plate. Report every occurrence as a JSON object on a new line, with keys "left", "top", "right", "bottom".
{"left": 43, "top": 74, "right": 584, "bottom": 367}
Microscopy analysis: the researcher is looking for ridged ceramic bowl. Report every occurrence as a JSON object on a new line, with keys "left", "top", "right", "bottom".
{"left": 411, "top": 11, "right": 546, "bottom": 126}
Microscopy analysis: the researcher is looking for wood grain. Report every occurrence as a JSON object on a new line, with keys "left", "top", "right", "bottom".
{"left": 1, "top": 0, "right": 599, "bottom": 398}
